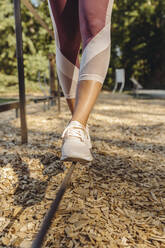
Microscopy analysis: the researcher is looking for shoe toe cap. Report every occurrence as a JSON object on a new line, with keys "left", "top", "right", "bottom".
{"left": 61, "top": 138, "right": 93, "bottom": 162}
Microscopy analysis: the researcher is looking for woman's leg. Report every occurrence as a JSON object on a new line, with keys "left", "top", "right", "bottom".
{"left": 60, "top": 0, "right": 114, "bottom": 162}
{"left": 71, "top": 0, "right": 114, "bottom": 127}
{"left": 48, "top": 0, "right": 81, "bottom": 114}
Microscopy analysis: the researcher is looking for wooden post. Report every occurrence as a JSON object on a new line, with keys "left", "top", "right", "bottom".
{"left": 16, "top": 108, "right": 19, "bottom": 118}
{"left": 14, "top": 0, "right": 28, "bottom": 144}
{"left": 48, "top": 53, "right": 56, "bottom": 106}
{"left": 54, "top": 57, "right": 61, "bottom": 113}
{"left": 57, "top": 78, "right": 61, "bottom": 113}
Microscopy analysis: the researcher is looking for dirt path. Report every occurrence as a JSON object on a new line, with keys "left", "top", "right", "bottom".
{"left": 0, "top": 92, "right": 165, "bottom": 248}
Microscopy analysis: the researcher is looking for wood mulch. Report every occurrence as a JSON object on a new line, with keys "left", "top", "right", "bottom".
{"left": 0, "top": 92, "right": 165, "bottom": 248}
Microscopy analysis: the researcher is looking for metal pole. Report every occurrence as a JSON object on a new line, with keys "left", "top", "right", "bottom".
{"left": 13, "top": 0, "right": 28, "bottom": 144}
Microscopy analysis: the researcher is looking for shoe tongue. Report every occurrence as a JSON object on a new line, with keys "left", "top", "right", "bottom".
{"left": 69, "top": 121, "right": 84, "bottom": 128}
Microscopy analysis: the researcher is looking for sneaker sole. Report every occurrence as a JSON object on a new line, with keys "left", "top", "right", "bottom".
{"left": 61, "top": 156, "right": 93, "bottom": 164}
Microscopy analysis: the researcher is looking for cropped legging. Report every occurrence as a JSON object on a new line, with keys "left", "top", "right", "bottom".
{"left": 48, "top": 0, "right": 114, "bottom": 99}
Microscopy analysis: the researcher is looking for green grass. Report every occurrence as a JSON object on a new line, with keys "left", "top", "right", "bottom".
{"left": 0, "top": 73, "right": 48, "bottom": 96}
{"left": 0, "top": 98, "right": 17, "bottom": 104}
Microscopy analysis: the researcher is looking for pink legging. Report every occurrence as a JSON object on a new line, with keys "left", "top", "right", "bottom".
{"left": 48, "top": 0, "right": 114, "bottom": 98}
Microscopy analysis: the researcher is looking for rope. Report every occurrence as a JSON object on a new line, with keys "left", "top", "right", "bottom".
{"left": 31, "top": 161, "right": 77, "bottom": 248}
{"left": 21, "top": 0, "right": 54, "bottom": 38}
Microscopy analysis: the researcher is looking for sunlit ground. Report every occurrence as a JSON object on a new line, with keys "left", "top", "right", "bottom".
{"left": 0, "top": 92, "right": 165, "bottom": 247}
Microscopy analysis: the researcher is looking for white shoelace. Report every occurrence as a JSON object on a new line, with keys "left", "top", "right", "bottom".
{"left": 62, "top": 123, "right": 87, "bottom": 142}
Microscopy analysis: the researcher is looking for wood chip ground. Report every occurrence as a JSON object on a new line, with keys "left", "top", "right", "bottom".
{"left": 0, "top": 92, "right": 165, "bottom": 248}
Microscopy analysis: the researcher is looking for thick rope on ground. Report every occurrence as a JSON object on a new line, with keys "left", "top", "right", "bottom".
{"left": 31, "top": 161, "right": 76, "bottom": 248}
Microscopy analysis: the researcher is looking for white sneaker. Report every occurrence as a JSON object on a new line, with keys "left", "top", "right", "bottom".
{"left": 61, "top": 121, "right": 93, "bottom": 163}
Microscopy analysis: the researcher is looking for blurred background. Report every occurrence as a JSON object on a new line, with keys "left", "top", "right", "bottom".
{"left": 0, "top": 3, "right": 165, "bottom": 246}
{"left": 0, "top": 0, "right": 165, "bottom": 96}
